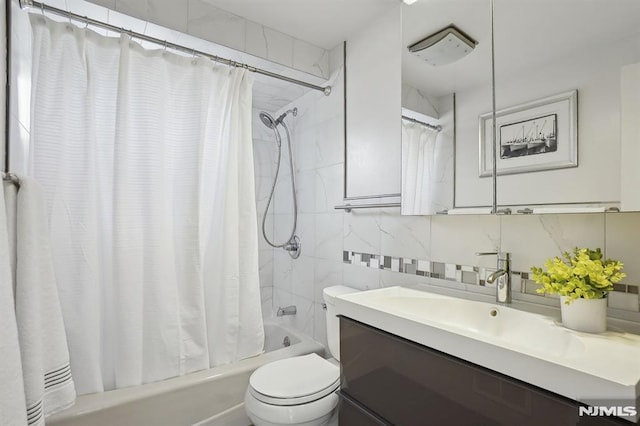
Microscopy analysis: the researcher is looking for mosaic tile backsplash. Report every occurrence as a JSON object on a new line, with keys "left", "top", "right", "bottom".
{"left": 343, "top": 250, "right": 640, "bottom": 313}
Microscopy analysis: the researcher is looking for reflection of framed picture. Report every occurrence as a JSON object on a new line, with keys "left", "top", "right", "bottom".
{"left": 479, "top": 90, "right": 577, "bottom": 177}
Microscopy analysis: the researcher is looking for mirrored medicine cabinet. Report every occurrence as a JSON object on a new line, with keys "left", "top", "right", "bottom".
{"left": 343, "top": 0, "right": 640, "bottom": 215}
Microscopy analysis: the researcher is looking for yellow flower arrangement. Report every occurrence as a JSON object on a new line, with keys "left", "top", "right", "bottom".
{"left": 531, "top": 248, "right": 625, "bottom": 304}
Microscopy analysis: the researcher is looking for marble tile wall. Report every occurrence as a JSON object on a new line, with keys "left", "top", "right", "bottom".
{"left": 86, "top": 0, "right": 330, "bottom": 79}
{"left": 258, "top": 44, "right": 345, "bottom": 348}
{"left": 341, "top": 212, "right": 640, "bottom": 319}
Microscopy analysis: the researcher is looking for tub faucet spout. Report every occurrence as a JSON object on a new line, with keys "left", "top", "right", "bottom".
{"left": 277, "top": 305, "right": 297, "bottom": 316}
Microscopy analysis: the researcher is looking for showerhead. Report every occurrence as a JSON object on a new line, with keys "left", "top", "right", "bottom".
{"left": 259, "top": 111, "right": 282, "bottom": 147}
{"left": 259, "top": 112, "right": 277, "bottom": 129}
{"left": 259, "top": 108, "right": 298, "bottom": 131}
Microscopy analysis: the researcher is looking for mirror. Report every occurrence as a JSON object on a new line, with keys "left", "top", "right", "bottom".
{"left": 493, "top": 0, "right": 640, "bottom": 212}
{"left": 401, "top": 0, "right": 494, "bottom": 215}
{"left": 344, "top": 5, "right": 402, "bottom": 201}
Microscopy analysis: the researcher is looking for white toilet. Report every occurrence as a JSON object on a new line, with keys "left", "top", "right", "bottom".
{"left": 245, "top": 286, "right": 358, "bottom": 426}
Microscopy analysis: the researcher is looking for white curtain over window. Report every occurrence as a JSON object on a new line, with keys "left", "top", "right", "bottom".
{"left": 28, "top": 15, "right": 264, "bottom": 394}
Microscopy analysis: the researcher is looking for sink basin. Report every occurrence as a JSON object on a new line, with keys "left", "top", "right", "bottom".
{"left": 334, "top": 286, "right": 640, "bottom": 420}
{"left": 380, "top": 294, "right": 585, "bottom": 359}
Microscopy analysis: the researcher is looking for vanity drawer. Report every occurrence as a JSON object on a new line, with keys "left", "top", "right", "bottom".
{"left": 338, "top": 391, "right": 390, "bottom": 426}
{"left": 339, "top": 316, "right": 633, "bottom": 426}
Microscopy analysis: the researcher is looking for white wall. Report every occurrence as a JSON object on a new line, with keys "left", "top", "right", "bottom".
{"left": 492, "top": 34, "right": 640, "bottom": 206}
{"left": 456, "top": 33, "right": 640, "bottom": 207}
{"left": 452, "top": 33, "right": 640, "bottom": 208}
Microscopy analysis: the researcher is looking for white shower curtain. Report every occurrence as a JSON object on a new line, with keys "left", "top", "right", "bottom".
{"left": 401, "top": 119, "right": 440, "bottom": 215}
{"left": 28, "top": 15, "right": 264, "bottom": 394}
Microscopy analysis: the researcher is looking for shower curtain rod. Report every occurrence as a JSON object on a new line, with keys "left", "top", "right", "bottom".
{"left": 18, "top": 0, "right": 332, "bottom": 96}
{"left": 402, "top": 115, "right": 441, "bottom": 132}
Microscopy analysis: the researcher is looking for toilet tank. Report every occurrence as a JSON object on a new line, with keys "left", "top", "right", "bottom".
{"left": 323, "top": 286, "right": 359, "bottom": 361}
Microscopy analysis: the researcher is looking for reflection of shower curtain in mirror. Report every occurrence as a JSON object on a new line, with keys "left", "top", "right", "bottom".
{"left": 401, "top": 120, "right": 439, "bottom": 215}
{"left": 28, "top": 15, "right": 264, "bottom": 395}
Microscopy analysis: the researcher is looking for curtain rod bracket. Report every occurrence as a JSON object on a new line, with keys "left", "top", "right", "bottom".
{"left": 1, "top": 172, "right": 20, "bottom": 187}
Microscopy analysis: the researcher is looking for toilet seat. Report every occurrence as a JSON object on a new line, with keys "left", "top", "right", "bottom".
{"left": 249, "top": 377, "right": 340, "bottom": 406}
{"left": 249, "top": 354, "right": 340, "bottom": 406}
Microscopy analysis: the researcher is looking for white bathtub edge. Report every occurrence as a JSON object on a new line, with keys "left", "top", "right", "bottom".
{"left": 193, "top": 402, "right": 250, "bottom": 426}
{"left": 48, "top": 321, "right": 324, "bottom": 425}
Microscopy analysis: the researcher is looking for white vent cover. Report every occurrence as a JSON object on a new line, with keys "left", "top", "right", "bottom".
{"left": 408, "top": 25, "right": 477, "bottom": 66}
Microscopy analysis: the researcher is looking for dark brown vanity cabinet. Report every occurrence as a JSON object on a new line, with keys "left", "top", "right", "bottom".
{"left": 338, "top": 316, "right": 633, "bottom": 426}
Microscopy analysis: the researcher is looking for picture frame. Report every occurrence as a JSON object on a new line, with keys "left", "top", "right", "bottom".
{"left": 479, "top": 90, "right": 578, "bottom": 177}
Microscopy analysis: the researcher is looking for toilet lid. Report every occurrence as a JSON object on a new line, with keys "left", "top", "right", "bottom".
{"left": 249, "top": 353, "right": 339, "bottom": 399}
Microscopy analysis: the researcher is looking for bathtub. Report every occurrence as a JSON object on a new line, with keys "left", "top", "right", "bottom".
{"left": 47, "top": 321, "right": 325, "bottom": 426}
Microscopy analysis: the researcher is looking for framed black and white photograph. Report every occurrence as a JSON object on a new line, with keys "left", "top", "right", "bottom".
{"left": 479, "top": 90, "right": 577, "bottom": 177}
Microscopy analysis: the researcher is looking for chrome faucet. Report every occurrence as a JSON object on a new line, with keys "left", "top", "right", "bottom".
{"left": 476, "top": 252, "right": 511, "bottom": 304}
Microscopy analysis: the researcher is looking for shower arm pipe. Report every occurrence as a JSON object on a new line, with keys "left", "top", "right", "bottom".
{"left": 18, "top": 0, "right": 332, "bottom": 96}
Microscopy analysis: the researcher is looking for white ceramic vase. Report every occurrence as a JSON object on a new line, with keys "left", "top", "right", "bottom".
{"left": 560, "top": 296, "right": 607, "bottom": 333}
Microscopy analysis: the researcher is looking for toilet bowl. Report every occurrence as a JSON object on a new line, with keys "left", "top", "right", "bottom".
{"left": 245, "top": 286, "right": 358, "bottom": 426}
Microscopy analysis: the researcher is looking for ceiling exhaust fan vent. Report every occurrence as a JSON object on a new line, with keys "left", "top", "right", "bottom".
{"left": 408, "top": 24, "right": 477, "bottom": 66}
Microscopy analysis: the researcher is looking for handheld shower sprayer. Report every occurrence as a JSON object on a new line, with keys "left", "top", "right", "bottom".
{"left": 258, "top": 106, "right": 301, "bottom": 259}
